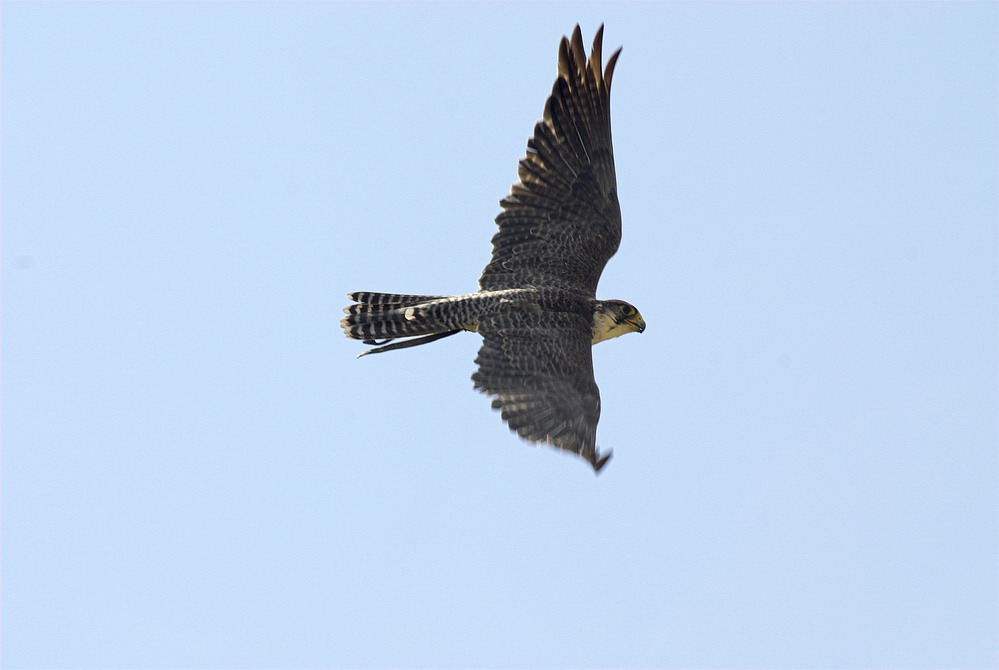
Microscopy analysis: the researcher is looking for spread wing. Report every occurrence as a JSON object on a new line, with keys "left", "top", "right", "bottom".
{"left": 479, "top": 25, "right": 622, "bottom": 297}
{"left": 472, "top": 309, "right": 611, "bottom": 471}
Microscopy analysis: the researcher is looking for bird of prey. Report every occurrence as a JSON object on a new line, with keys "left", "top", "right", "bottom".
{"left": 341, "top": 25, "right": 644, "bottom": 472}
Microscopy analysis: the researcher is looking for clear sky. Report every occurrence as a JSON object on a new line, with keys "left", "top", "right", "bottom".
{"left": 2, "top": 2, "right": 997, "bottom": 669}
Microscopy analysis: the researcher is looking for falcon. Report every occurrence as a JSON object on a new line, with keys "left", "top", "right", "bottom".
{"left": 341, "top": 26, "right": 644, "bottom": 472}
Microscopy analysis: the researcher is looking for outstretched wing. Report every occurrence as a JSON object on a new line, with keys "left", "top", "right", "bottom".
{"left": 472, "top": 309, "right": 611, "bottom": 471}
{"left": 479, "top": 25, "right": 622, "bottom": 297}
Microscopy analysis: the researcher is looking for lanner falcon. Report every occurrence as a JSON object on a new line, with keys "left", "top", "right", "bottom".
{"left": 341, "top": 26, "right": 644, "bottom": 472}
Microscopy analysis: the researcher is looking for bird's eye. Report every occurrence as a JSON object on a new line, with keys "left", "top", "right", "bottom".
{"left": 620, "top": 305, "right": 634, "bottom": 316}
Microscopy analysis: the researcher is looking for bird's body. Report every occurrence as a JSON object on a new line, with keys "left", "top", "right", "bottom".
{"left": 343, "top": 288, "right": 634, "bottom": 344}
{"left": 341, "top": 26, "right": 644, "bottom": 472}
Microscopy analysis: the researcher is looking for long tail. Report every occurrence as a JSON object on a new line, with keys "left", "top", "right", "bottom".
{"left": 341, "top": 291, "right": 462, "bottom": 356}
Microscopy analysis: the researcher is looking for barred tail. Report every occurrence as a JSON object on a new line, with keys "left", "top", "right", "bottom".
{"left": 341, "top": 291, "right": 457, "bottom": 347}
{"left": 346, "top": 291, "right": 447, "bottom": 307}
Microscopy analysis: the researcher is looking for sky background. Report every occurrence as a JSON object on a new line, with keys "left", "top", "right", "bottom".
{"left": 2, "top": 2, "right": 997, "bottom": 669}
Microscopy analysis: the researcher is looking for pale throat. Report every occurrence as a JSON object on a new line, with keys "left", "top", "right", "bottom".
{"left": 591, "top": 310, "right": 632, "bottom": 344}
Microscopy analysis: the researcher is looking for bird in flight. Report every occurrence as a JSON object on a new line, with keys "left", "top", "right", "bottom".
{"left": 341, "top": 25, "right": 644, "bottom": 472}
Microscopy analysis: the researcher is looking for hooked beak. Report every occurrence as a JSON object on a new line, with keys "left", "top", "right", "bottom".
{"left": 631, "top": 317, "right": 646, "bottom": 333}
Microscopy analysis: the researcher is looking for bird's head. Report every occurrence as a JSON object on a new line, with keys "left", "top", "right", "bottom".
{"left": 591, "top": 299, "right": 646, "bottom": 344}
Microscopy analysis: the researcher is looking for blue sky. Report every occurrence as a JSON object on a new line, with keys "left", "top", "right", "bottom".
{"left": 2, "top": 2, "right": 997, "bottom": 668}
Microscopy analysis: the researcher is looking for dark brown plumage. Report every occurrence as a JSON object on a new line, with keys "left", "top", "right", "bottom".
{"left": 342, "top": 26, "right": 644, "bottom": 472}
{"left": 479, "top": 25, "right": 622, "bottom": 296}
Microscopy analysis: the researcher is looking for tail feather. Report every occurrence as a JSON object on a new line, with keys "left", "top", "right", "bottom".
{"left": 341, "top": 291, "right": 456, "bottom": 343}
{"left": 347, "top": 291, "right": 446, "bottom": 306}
{"left": 343, "top": 303, "right": 407, "bottom": 317}
{"left": 356, "top": 330, "right": 461, "bottom": 357}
